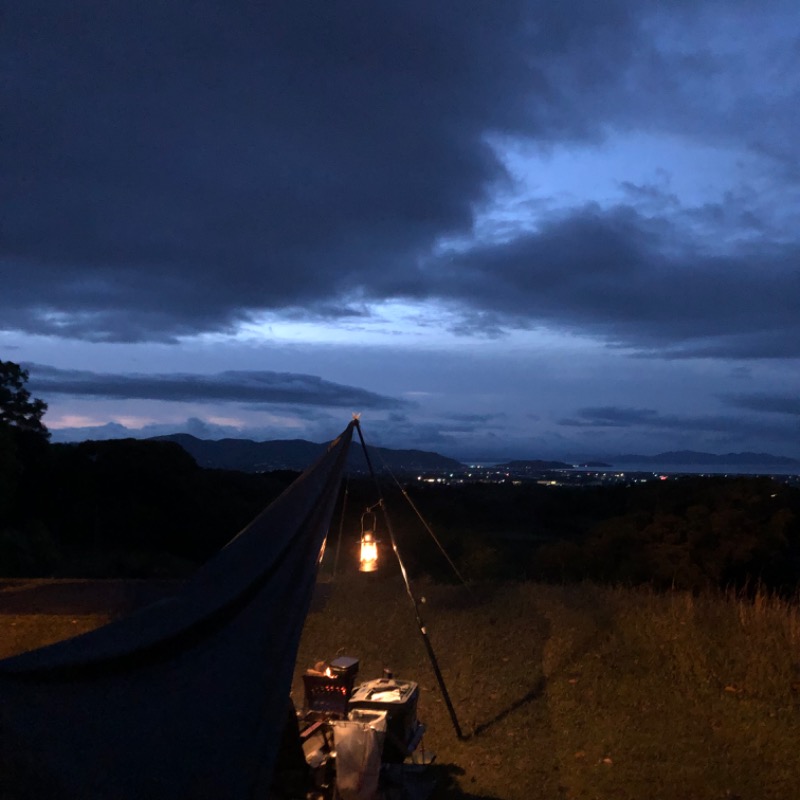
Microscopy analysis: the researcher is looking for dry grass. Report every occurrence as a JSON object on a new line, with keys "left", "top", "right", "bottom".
{"left": 296, "top": 576, "right": 800, "bottom": 799}
{"left": 3, "top": 577, "right": 800, "bottom": 799}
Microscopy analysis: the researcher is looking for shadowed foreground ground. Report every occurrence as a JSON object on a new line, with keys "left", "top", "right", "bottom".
{"left": 2, "top": 577, "right": 800, "bottom": 799}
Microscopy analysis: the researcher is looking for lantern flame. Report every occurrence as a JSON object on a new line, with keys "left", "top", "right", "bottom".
{"left": 359, "top": 531, "right": 379, "bottom": 572}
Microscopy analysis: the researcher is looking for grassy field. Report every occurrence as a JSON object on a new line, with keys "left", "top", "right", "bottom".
{"left": 3, "top": 577, "right": 800, "bottom": 799}
{"left": 296, "top": 575, "right": 800, "bottom": 799}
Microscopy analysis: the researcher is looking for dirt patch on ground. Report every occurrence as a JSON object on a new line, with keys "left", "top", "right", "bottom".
{"left": 0, "top": 579, "right": 184, "bottom": 659}
{"left": 0, "top": 578, "right": 181, "bottom": 615}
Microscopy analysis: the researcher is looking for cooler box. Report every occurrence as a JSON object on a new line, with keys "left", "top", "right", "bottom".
{"left": 348, "top": 678, "right": 420, "bottom": 762}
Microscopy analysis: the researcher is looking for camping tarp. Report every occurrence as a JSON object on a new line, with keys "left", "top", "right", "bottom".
{"left": 0, "top": 421, "right": 354, "bottom": 799}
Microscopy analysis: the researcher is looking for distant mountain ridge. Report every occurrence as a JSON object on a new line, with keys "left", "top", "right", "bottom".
{"left": 611, "top": 450, "right": 800, "bottom": 466}
{"left": 150, "top": 433, "right": 464, "bottom": 473}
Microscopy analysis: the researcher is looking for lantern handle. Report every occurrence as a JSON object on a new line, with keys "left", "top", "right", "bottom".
{"left": 360, "top": 505, "right": 380, "bottom": 535}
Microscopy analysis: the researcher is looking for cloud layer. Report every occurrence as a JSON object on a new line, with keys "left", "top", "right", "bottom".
{"left": 27, "top": 365, "right": 403, "bottom": 409}
{"left": 4, "top": 2, "right": 799, "bottom": 459}
{"left": 4, "top": 0, "right": 798, "bottom": 357}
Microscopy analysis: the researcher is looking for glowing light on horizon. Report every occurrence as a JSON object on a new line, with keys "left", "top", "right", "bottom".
{"left": 205, "top": 415, "right": 246, "bottom": 428}
{"left": 111, "top": 415, "right": 160, "bottom": 428}
{"left": 46, "top": 414, "right": 106, "bottom": 430}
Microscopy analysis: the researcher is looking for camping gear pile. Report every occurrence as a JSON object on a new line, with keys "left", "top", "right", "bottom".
{"left": 299, "top": 657, "right": 429, "bottom": 800}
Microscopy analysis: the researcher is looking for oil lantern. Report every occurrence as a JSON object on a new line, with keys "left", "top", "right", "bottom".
{"left": 359, "top": 509, "right": 379, "bottom": 572}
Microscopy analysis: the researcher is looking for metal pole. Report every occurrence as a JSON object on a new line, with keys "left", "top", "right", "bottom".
{"left": 354, "top": 419, "right": 464, "bottom": 740}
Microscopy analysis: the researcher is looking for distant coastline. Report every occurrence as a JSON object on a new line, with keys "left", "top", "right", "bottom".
{"left": 576, "top": 463, "right": 800, "bottom": 477}
{"left": 600, "top": 450, "right": 800, "bottom": 476}
{"left": 611, "top": 450, "right": 800, "bottom": 467}
{"left": 465, "top": 450, "right": 800, "bottom": 477}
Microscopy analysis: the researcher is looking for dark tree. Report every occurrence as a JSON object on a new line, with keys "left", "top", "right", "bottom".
{"left": 0, "top": 362, "right": 55, "bottom": 575}
{"left": 0, "top": 361, "right": 49, "bottom": 438}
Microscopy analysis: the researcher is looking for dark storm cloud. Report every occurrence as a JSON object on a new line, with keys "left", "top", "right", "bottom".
{"left": 3, "top": 0, "right": 539, "bottom": 340}
{"left": 433, "top": 204, "right": 800, "bottom": 357}
{"left": 559, "top": 407, "right": 660, "bottom": 428}
{"left": 724, "top": 394, "right": 800, "bottom": 416}
{"left": 423, "top": 412, "right": 508, "bottom": 435}
{"left": 3, "top": 0, "right": 798, "bottom": 354}
{"left": 445, "top": 412, "right": 506, "bottom": 425}
{"left": 26, "top": 364, "right": 403, "bottom": 409}
{"left": 0, "top": 0, "right": 656, "bottom": 337}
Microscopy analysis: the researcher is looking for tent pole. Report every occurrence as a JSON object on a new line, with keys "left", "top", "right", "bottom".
{"left": 353, "top": 419, "right": 465, "bottom": 740}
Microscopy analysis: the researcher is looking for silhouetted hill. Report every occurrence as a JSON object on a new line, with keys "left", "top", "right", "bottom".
{"left": 612, "top": 450, "right": 800, "bottom": 466}
{"left": 150, "top": 434, "right": 464, "bottom": 474}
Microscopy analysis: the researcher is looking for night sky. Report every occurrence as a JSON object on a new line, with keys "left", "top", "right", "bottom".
{"left": 3, "top": 1, "right": 799, "bottom": 460}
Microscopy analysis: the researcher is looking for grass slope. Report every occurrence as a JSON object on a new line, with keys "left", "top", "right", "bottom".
{"left": 296, "top": 576, "right": 800, "bottom": 799}
{"left": 2, "top": 577, "right": 799, "bottom": 799}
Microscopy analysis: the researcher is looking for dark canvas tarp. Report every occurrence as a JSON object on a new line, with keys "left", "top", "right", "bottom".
{"left": 0, "top": 421, "right": 354, "bottom": 799}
